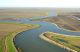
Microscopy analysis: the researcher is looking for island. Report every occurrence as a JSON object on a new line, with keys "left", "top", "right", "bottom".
{"left": 40, "top": 32, "right": 80, "bottom": 52}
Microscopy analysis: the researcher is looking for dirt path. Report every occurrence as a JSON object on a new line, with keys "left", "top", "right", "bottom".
{"left": 3, "top": 37, "right": 7, "bottom": 52}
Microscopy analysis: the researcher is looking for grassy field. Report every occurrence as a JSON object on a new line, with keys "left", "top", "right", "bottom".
{"left": 43, "top": 32, "right": 80, "bottom": 52}
{"left": 0, "top": 22, "right": 39, "bottom": 52}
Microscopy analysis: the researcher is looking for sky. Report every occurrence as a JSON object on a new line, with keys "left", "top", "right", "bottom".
{"left": 0, "top": 0, "right": 80, "bottom": 8}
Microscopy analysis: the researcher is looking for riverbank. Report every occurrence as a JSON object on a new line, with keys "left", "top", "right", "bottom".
{"left": 40, "top": 32, "right": 79, "bottom": 52}
{"left": 51, "top": 23, "right": 80, "bottom": 32}
{"left": 32, "top": 16, "right": 80, "bottom": 32}
{"left": 32, "top": 20, "right": 80, "bottom": 32}
{"left": 13, "top": 25, "right": 40, "bottom": 52}
{"left": 0, "top": 22, "right": 39, "bottom": 52}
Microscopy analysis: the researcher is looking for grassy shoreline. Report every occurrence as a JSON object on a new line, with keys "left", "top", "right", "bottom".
{"left": 40, "top": 32, "right": 80, "bottom": 52}
{"left": 12, "top": 25, "right": 40, "bottom": 52}
{"left": 0, "top": 22, "right": 39, "bottom": 52}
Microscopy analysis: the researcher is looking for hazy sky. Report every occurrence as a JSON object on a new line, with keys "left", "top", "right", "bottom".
{"left": 0, "top": 0, "right": 80, "bottom": 8}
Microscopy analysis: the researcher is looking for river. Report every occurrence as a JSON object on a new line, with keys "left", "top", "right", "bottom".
{"left": 12, "top": 18, "right": 79, "bottom": 52}
{"left": 0, "top": 17, "right": 80, "bottom": 52}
